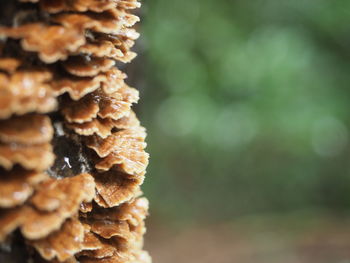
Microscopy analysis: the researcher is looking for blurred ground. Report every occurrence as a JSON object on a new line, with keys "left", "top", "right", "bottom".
{"left": 145, "top": 213, "right": 350, "bottom": 263}
{"left": 135, "top": 0, "right": 350, "bottom": 261}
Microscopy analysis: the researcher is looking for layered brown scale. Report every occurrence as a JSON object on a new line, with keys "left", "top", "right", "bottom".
{"left": 0, "top": 0, "right": 150, "bottom": 262}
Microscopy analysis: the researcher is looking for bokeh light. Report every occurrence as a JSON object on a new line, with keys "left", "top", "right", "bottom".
{"left": 135, "top": 0, "right": 350, "bottom": 262}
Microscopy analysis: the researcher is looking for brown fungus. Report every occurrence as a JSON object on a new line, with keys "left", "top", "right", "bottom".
{"left": 0, "top": 0, "right": 149, "bottom": 262}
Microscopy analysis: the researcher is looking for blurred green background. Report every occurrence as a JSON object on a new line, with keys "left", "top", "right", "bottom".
{"left": 134, "top": 0, "right": 350, "bottom": 262}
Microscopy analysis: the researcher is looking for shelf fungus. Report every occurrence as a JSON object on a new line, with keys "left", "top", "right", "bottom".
{"left": 0, "top": 0, "right": 150, "bottom": 262}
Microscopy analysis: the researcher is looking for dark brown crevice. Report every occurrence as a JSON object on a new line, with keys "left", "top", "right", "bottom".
{"left": 0, "top": 231, "right": 30, "bottom": 263}
{"left": 47, "top": 110, "right": 94, "bottom": 179}
{"left": 0, "top": 2, "right": 43, "bottom": 26}
{"left": 0, "top": 0, "right": 20, "bottom": 26}
{"left": 0, "top": 39, "right": 51, "bottom": 70}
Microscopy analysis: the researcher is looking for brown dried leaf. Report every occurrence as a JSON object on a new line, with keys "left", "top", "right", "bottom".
{"left": 121, "top": 27, "right": 140, "bottom": 40}
{"left": 62, "top": 86, "right": 138, "bottom": 124}
{"left": 49, "top": 257, "right": 79, "bottom": 263}
{"left": 30, "top": 180, "right": 64, "bottom": 212}
{"left": 31, "top": 173, "right": 95, "bottom": 212}
{"left": 78, "top": 233, "right": 144, "bottom": 263}
{"left": 118, "top": 0, "right": 141, "bottom": 10}
{"left": 131, "top": 250, "right": 152, "bottom": 263}
{"left": 54, "top": 9, "right": 139, "bottom": 35}
{"left": 91, "top": 31, "right": 138, "bottom": 63}
{"left": 78, "top": 256, "right": 124, "bottom": 263}
{"left": 79, "top": 242, "right": 118, "bottom": 260}
{"left": 78, "top": 40, "right": 124, "bottom": 59}
{"left": 31, "top": 218, "right": 84, "bottom": 261}
{"left": 119, "top": 198, "right": 149, "bottom": 227}
{"left": 79, "top": 234, "right": 131, "bottom": 261}
{"left": 0, "top": 58, "right": 21, "bottom": 73}
{"left": 80, "top": 202, "right": 93, "bottom": 213}
{"left": 54, "top": 68, "right": 125, "bottom": 103}
{"left": 87, "top": 198, "right": 148, "bottom": 228}
{"left": 40, "top": 0, "right": 116, "bottom": 13}
{"left": 115, "top": 50, "right": 137, "bottom": 63}
{"left": 0, "top": 71, "right": 56, "bottom": 119}
{"left": 62, "top": 94, "right": 99, "bottom": 123}
{"left": 111, "top": 8, "right": 140, "bottom": 27}
{"left": 0, "top": 115, "right": 53, "bottom": 144}
{"left": 68, "top": 118, "right": 115, "bottom": 138}
{"left": 78, "top": 236, "right": 140, "bottom": 262}
{"left": 111, "top": 111, "right": 140, "bottom": 130}
{"left": 78, "top": 200, "right": 148, "bottom": 262}
{"left": 37, "top": 0, "right": 141, "bottom": 13}
{"left": 95, "top": 29, "right": 139, "bottom": 46}
{"left": 63, "top": 56, "right": 115, "bottom": 77}
{"left": 86, "top": 128, "right": 145, "bottom": 158}
{"left": 93, "top": 171, "right": 143, "bottom": 208}
{"left": 100, "top": 68, "right": 127, "bottom": 94}
{"left": 0, "top": 168, "right": 47, "bottom": 208}
{"left": 21, "top": 208, "right": 73, "bottom": 240}
{"left": 67, "top": 111, "right": 139, "bottom": 138}
{"left": 54, "top": 13, "right": 116, "bottom": 34}
{"left": 81, "top": 228, "right": 103, "bottom": 251}
{"left": 51, "top": 74, "right": 105, "bottom": 101}
{"left": 95, "top": 149, "right": 148, "bottom": 175}
{"left": 0, "top": 143, "right": 54, "bottom": 171}
{"left": 97, "top": 86, "right": 139, "bottom": 120}
{"left": 0, "top": 205, "right": 94, "bottom": 247}
{"left": 19, "top": 174, "right": 95, "bottom": 239}
{"left": 0, "top": 24, "right": 85, "bottom": 63}
{"left": 79, "top": 226, "right": 122, "bottom": 259}
{"left": 89, "top": 220, "right": 130, "bottom": 240}
{"left": 0, "top": 207, "right": 28, "bottom": 242}
{"left": 87, "top": 127, "right": 148, "bottom": 175}
{"left": 93, "top": 193, "right": 109, "bottom": 208}
{"left": 0, "top": 181, "right": 30, "bottom": 208}
{"left": 52, "top": 67, "right": 125, "bottom": 101}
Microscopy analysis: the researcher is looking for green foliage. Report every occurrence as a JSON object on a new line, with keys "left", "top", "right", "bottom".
{"left": 139, "top": 0, "right": 350, "bottom": 222}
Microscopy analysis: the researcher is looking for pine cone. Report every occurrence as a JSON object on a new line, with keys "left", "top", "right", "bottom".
{"left": 0, "top": 1, "right": 150, "bottom": 262}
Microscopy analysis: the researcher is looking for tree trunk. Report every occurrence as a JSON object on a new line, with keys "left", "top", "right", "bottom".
{"left": 0, "top": 0, "right": 150, "bottom": 262}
